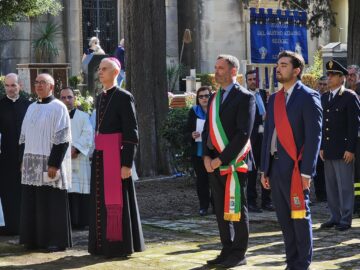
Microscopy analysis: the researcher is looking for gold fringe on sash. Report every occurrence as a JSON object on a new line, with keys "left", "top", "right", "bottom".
{"left": 291, "top": 210, "right": 306, "bottom": 219}
{"left": 224, "top": 212, "right": 241, "bottom": 222}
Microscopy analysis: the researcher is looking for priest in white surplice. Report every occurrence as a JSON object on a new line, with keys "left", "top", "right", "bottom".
{"left": 19, "top": 73, "right": 72, "bottom": 252}
{"left": 60, "top": 87, "right": 94, "bottom": 229}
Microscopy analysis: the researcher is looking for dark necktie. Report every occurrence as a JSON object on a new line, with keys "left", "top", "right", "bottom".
{"left": 220, "top": 89, "right": 225, "bottom": 103}
{"left": 329, "top": 92, "right": 334, "bottom": 102}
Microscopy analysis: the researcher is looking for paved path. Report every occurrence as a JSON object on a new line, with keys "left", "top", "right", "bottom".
{"left": 0, "top": 202, "right": 359, "bottom": 269}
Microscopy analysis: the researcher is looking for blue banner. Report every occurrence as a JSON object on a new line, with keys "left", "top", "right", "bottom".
{"left": 250, "top": 8, "right": 308, "bottom": 64}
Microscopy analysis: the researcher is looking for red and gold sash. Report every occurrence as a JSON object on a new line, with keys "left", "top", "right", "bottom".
{"left": 209, "top": 90, "right": 251, "bottom": 221}
{"left": 274, "top": 89, "right": 306, "bottom": 219}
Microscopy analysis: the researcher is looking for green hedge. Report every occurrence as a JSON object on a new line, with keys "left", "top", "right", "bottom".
{"left": 160, "top": 107, "right": 192, "bottom": 174}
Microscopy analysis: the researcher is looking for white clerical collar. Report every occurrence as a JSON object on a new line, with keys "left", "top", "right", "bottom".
{"left": 103, "top": 85, "right": 117, "bottom": 93}
{"left": 7, "top": 95, "right": 20, "bottom": 102}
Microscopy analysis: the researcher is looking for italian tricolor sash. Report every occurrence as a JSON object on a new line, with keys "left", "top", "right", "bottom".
{"left": 274, "top": 89, "right": 306, "bottom": 219}
{"left": 209, "top": 90, "right": 251, "bottom": 222}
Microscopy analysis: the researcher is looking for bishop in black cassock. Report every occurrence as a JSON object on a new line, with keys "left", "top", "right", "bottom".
{"left": 88, "top": 57, "right": 145, "bottom": 257}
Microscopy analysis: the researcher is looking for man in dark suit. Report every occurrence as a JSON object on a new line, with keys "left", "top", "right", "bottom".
{"left": 313, "top": 76, "right": 328, "bottom": 202}
{"left": 320, "top": 60, "right": 360, "bottom": 231}
{"left": 245, "top": 69, "right": 274, "bottom": 212}
{"left": 261, "top": 51, "right": 322, "bottom": 270}
{"left": 202, "top": 54, "right": 255, "bottom": 268}
{"left": 347, "top": 65, "right": 360, "bottom": 216}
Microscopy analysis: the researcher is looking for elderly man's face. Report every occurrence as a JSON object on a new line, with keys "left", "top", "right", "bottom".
{"left": 34, "top": 74, "right": 53, "bottom": 99}
{"left": 60, "top": 89, "right": 75, "bottom": 110}
{"left": 98, "top": 60, "right": 118, "bottom": 85}
{"left": 4, "top": 76, "right": 20, "bottom": 98}
{"left": 346, "top": 68, "right": 359, "bottom": 88}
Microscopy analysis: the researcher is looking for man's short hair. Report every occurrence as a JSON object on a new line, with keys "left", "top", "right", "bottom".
{"left": 37, "top": 73, "right": 55, "bottom": 85}
{"left": 101, "top": 57, "right": 121, "bottom": 72}
{"left": 319, "top": 75, "right": 328, "bottom": 81}
{"left": 5, "top": 73, "right": 19, "bottom": 83}
{"left": 217, "top": 54, "right": 240, "bottom": 72}
{"left": 245, "top": 70, "right": 257, "bottom": 80}
{"left": 277, "top": 50, "right": 305, "bottom": 79}
{"left": 348, "top": 65, "right": 360, "bottom": 74}
{"left": 60, "top": 87, "right": 75, "bottom": 95}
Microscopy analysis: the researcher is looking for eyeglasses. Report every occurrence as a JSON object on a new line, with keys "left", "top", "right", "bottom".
{"left": 198, "top": 94, "right": 210, "bottom": 99}
{"left": 60, "top": 96, "right": 74, "bottom": 100}
{"left": 34, "top": 80, "right": 49, "bottom": 86}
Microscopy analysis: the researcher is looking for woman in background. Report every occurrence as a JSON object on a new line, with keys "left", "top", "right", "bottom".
{"left": 186, "top": 86, "right": 213, "bottom": 216}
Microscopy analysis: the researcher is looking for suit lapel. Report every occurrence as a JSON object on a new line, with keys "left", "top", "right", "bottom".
{"left": 286, "top": 81, "right": 301, "bottom": 108}
{"left": 324, "top": 86, "right": 344, "bottom": 109}
{"left": 220, "top": 85, "right": 238, "bottom": 114}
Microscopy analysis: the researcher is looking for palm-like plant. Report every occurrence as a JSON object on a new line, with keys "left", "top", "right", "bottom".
{"left": 32, "top": 21, "right": 61, "bottom": 62}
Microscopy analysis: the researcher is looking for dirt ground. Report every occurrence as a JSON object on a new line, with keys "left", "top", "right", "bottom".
{"left": 136, "top": 176, "right": 201, "bottom": 219}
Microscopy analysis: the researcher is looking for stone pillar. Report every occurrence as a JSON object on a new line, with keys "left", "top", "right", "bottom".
{"left": 166, "top": 0, "right": 180, "bottom": 90}
{"left": 66, "top": 0, "right": 82, "bottom": 76}
{"left": 199, "top": 0, "right": 246, "bottom": 73}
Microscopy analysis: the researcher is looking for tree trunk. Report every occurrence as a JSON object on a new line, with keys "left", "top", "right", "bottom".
{"left": 124, "top": 0, "right": 171, "bottom": 176}
{"left": 347, "top": 0, "right": 360, "bottom": 65}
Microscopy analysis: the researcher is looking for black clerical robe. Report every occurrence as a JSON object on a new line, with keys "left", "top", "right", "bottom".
{"left": 89, "top": 86, "right": 145, "bottom": 257}
{"left": 0, "top": 96, "right": 31, "bottom": 235}
{"left": 19, "top": 96, "right": 72, "bottom": 250}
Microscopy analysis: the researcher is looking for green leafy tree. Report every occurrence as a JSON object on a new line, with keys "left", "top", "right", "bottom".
{"left": 0, "top": 0, "right": 62, "bottom": 26}
{"left": 281, "top": 0, "right": 336, "bottom": 39}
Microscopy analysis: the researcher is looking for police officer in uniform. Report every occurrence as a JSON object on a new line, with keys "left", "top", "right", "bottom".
{"left": 320, "top": 60, "right": 360, "bottom": 231}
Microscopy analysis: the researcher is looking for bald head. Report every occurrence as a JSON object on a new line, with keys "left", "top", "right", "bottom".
{"left": 4, "top": 73, "right": 21, "bottom": 99}
{"left": 35, "top": 73, "right": 55, "bottom": 98}
{"left": 100, "top": 58, "right": 121, "bottom": 72}
{"left": 37, "top": 73, "right": 55, "bottom": 85}
{"left": 98, "top": 58, "right": 120, "bottom": 88}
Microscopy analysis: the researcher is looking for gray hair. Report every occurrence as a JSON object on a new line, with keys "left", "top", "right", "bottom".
{"left": 89, "top": 36, "right": 99, "bottom": 47}
{"left": 217, "top": 54, "right": 240, "bottom": 72}
{"left": 348, "top": 65, "right": 360, "bottom": 74}
{"left": 5, "top": 73, "right": 19, "bottom": 83}
{"left": 101, "top": 58, "right": 120, "bottom": 72}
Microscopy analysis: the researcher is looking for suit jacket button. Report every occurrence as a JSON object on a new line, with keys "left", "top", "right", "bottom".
{"left": 327, "top": 109, "right": 329, "bottom": 112}
{"left": 326, "top": 137, "right": 330, "bottom": 140}
{"left": 326, "top": 119, "right": 329, "bottom": 122}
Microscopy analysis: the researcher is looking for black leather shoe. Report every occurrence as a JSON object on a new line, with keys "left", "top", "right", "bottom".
{"left": 335, "top": 224, "right": 351, "bottom": 231}
{"left": 262, "top": 203, "right": 275, "bottom": 211}
{"left": 248, "top": 204, "right": 263, "bottom": 213}
{"left": 46, "top": 246, "right": 65, "bottom": 252}
{"left": 199, "top": 209, "right": 208, "bottom": 216}
{"left": 207, "top": 254, "right": 227, "bottom": 265}
{"left": 220, "top": 256, "right": 247, "bottom": 268}
{"left": 320, "top": 221, "right": 338, "bottom": 229}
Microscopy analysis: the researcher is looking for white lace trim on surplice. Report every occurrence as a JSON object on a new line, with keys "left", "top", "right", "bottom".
{"left": 21, "top": 153, "right": 71, "bottom": 190}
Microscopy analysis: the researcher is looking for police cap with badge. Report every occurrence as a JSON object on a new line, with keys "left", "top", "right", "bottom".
{"left": 326, "top": 59, "right": 348, "bottom": 76}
